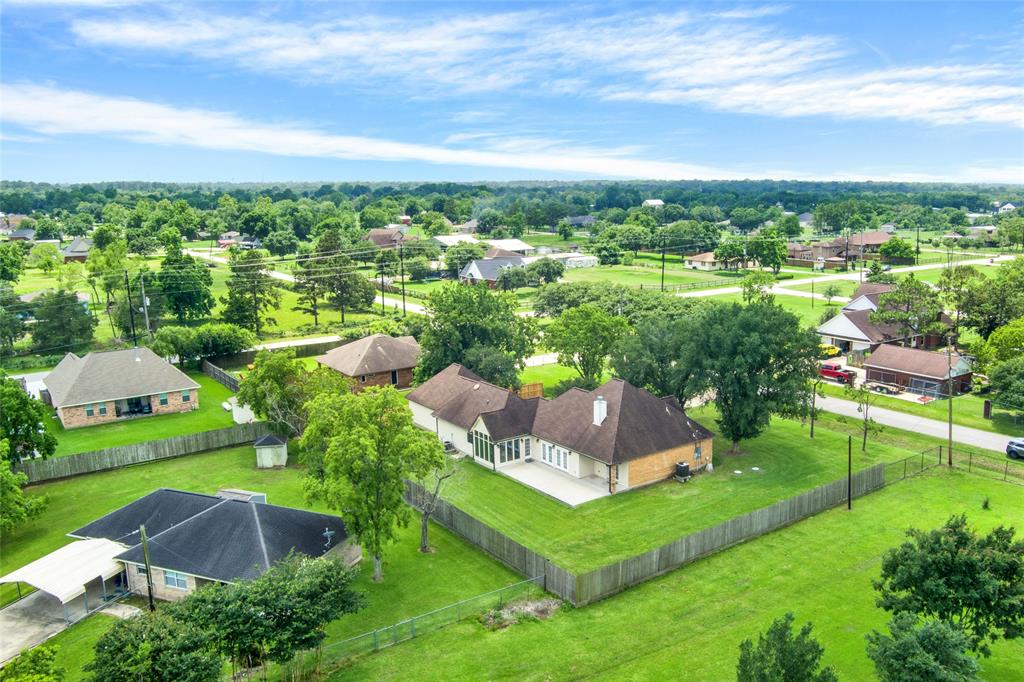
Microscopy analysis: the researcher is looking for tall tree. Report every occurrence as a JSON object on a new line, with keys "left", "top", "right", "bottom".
{"left": 938, "top": 265, "right": 983, "bottom": 336}
{"left": 158, "top": 251, "right": 214, "bottom": 323}
{"left": 31, "top": 290, "right": 96, "bottom": 353}
{"left": 301, "top": 387, "right": 446, "bottom": 580}
{"left": 961, "top": 256, "right": 1024, "bottom": 339}
{"left": 0, "top": 284, "right": 27, "bottom": 354}
{"left": 28, "top": 243, "right": 61, "bottom": 275}
{"left": 989, "top": 356, "right": 1024, "bottom": 415}
{"left": 292, "top": 248, "right": 327, "bottom": 326}
{"left": 443, "top": 241, "right": 486, "bottom": 278}
{"left": 873, "top": 514, "right": 1024, "bottom": 656}
{"left": 545, "top": 304, "right": 629, "bottom": 386}
{"left": 0, "top": 241, "right": 24, "bottom": 283}
{"left": 0, "top": 375, "right": 58, "bottom": 464}
{"left": 220, "top": 248, "right": 281, "bottom": 334}
{"left": 741, "top": 271, "right": 776, "bottom": 304}
{"left": 415, "top": 283, "right": 536, "bottom": 384}
{"left": 736, "top": 612, "right": 837, "bottom": 682}
{"left": 749, "top": 226, "right": 787, "bottom": 274}
{"left": 871, "top": 275, "right": 945, "bottom": 342}
{"left": 0, "top": 440, "right": 48, "bottom": 533}
{"left": 866, "top": 613, "right": 980, "bottom": 682}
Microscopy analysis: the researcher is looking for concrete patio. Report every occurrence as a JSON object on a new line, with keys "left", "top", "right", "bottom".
{"left": 500, "top": 461, "right": 609, "bottom": 506}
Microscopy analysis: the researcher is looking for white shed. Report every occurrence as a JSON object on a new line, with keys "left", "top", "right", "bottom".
{"left": 254, "top": 434, "right": 288, "bottom": 468}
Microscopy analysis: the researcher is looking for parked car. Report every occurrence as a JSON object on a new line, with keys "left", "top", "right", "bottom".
{"left": 819, "top": 362, "right": 857, "bottom": 385}
{"left": 1007, "top": 438, "right": 1024, "bottom": 460}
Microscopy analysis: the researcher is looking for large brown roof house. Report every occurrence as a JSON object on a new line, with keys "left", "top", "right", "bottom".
{"left": 408, "top": 364, "right": 713, "bottom": 504}
{"left": 315, "top": 334, "right": 420, "bottom": 390}
{"left": 43, "top": 348, "right": 200, "bottom": 429}
{"left": 817, "top": 282, "right": 948, "bottom": 353}
{"left": 863, "top": 345, "right": 972, "bottom": 397}
{"left": 362, "top": 227, "right": 416, "bottom": 249}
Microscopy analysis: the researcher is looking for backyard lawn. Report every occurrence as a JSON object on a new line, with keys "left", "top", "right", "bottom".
{"left": 782, "top": 278, "right": 860, "bottom": 298}
{"left": 334, "top": 468, "right": 1024, "bottom": 681}
{"left": 820, "top": 382, "right": 1024, "bottom": 437}
{"left": 44, "top": 373, "right": 237, "bottom": 457}
{"left": 439, "top": 404, "right": 924, "bottom": 573}
{"left": 710, "top": 291, "right": 838, "bottom": 328}
{"left": 561, "top": 264, "right": 742, "bottom": 289}
{"left": 3, "top": 444, "right": 520, "bottom": 677}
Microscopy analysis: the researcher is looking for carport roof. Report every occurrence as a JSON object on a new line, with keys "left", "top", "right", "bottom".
{"left": 0, "top": 539, "right": 125, "bottom": 604}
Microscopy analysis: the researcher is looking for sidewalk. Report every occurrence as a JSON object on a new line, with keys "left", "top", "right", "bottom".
{"left": 816, "top": 395, "right": 1012, "bottom": 453}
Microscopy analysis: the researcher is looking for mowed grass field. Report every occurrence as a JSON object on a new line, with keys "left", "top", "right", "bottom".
{"left": 331, "top": 468, "right": 1024, "bottom": 681}
{"left": 4, "top": 445, "right": 520, "bottom": 679}
{"left": 44, "top": 373, "right": 237, "bottom": 457}
{"left": 707, "top": 290, "right": 839, "bottom": 328}
{"left": 440, "top": 404, "right": 925, "bottom": 573}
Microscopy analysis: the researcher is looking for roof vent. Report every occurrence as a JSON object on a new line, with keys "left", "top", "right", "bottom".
{"left": 593, "top": 396, "right": 607, "bottom": 426}
{"left": 217, "top": 488, "right": 267, "bottom": 504}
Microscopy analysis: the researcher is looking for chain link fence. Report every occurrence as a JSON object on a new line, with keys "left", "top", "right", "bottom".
{"left": 884, "top": 445, "right": 1023, "bottom": 487}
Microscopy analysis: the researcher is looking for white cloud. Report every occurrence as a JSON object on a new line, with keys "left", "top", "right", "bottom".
{"left": 66, "top": 5, "right": 1024, "bottom": 129}
{"left": 0, "top": 83, "right": 742, "bottom": 179}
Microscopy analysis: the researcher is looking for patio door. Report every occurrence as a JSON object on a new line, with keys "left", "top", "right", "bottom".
{"left": 541, "top": 443, "right": 568, "bottom": 472}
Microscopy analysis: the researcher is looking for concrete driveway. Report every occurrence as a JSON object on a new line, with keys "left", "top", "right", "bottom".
{"left": 8, "top": 371, "right": 49, "bottom": 399}
{"left": 0, "top": 591, "right": 68, "bottom": 663}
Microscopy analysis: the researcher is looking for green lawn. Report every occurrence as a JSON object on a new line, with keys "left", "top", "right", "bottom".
{"left": 783, "top": 279, "right": 860, "bottom": 298}
{"left": 43, "top": 613, "right": 120, "bottom": 682}
{"left": 712, "top": 291, "right": 838, "bottom": 328}
{"left": 519, "top": 364, "right": 578, "bottom": 396}
{"left": 561, "top": 264, "right": 742, "bottom": 289}
{"left": 909, "top": 262, "right": 1003, "bottom": 284}
{"left": 439, "top": 404, "right": 923, "bottom": 573}
{"left": 333, "top": 468, "right": 1024, "bottom": 681}
{"left": 3, "top": 444, "right": 520, "bottom": 673}
{"left": 521, "top": 232, "right": 578, "bottom": 248}
{"left": 820, "top": 382, "right": 1024, "bottom": 437}
{"left": 44, "top": 373, "right": 237, "bottom": 457}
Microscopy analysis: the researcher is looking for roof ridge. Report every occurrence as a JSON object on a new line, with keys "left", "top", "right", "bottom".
{"left": 251, "top": 503, "right": 271, "bottom": 570}
{"left": 143, "top": 497, "right": 229, "bottom": 545}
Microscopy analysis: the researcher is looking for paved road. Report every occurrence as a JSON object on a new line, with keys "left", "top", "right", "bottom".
{"left": 185, "top": 249, "right": 427, "bottom": 314}
{"left": 817, "top": 395, "right": 1012, "bottom": 453}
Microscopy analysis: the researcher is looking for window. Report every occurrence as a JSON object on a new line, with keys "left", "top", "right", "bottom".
{"left": 390, "top": 369, "right": 398, "bottom": 385}
{"left": 136, "top": 565, "right": 147, "bottom": 576}
{"left": 359, "top": 375, "right": 366, "bottom": 383}
{"left": 694, "top": 444, "right": 702, "bottom": 460}
{"left": 540, "top": 442, "right": 568, "bottom": 471}
{"left": 163, "top": 570, "right": 188, "bottom": 590}
{"left": 181, "top": 389, "right": 191, "bottom": 403}
{"left": 497, "top": 438, "right": 522, "bottom": 465}
{"left": 159, "top": 393, "right": 168, "bottom": 406}
{"left": 471, "top": 431, "right": 493, "bottom": 462}
{"left": 84, "top": 404, "right": 94, "bottom": 417}
{"left": 98, "top": 403, "right": 107, "bottom": 416}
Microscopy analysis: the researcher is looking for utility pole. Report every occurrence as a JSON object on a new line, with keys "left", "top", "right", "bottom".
{"left": 251, "top": 279, "right": 260, "bottom": 336}
{"left": 379, "top": 262, "right": 385, "bottom": 316}
{"left": 124, "top": 270, "right": 137, "bottom": 346}
{"left": 139, "top": 272, "right": 151, "bottom": 337}
{"left": 947, "top": 334, "right": 954, "bottom": 466}
{"left": 811, "top": 278, "right": 814, "bottom": 308}
{"left": 915, "top": 223, "right": 920, "bottom": 265}
{"left": 139, "top": 524, "right": 156, "bottom": 612}
{"left": 399, "top": 243, "right": 407, "bottom": 316}
{"left": 847, "top": 435, "right": 852, "bottom": 510}
{"left": 660, "top": 244, "right": 666, "bottom": 292}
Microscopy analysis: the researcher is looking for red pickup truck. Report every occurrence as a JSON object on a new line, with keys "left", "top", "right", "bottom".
{"left": 819, "top": 362, "right": 856, "bottom": 385}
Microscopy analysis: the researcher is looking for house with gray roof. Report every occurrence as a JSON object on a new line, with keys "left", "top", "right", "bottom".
{"left": 458, "top": 256, "right": 526, "bottom": 288}
{"left": 408, "top": 364, "right": 713, "bottom": 505}
{"left": 61, "top": 236, "right": 92, "bottom": 262}
{"left": 315, "top": 333, "right": 420, "bottom": 390}
{"left": 43, "top": 347, "right": 201, "bottom": 429}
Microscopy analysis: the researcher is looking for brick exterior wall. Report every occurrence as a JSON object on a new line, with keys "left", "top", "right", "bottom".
{"left": 57, "top": 390, "right": 198, "bottom": 429}
{"left": 351, "top": 367, "right": 414, "bottom": 392}
{"left": 626, "top": 437, "right": 714, "bottom": 489}
{"left": 124, "top": 564, "right": 213, "bottom": 601}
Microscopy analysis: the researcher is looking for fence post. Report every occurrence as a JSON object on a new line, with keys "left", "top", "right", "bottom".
{"left": 373, "top": 630, "right": 379, "bottom": 651}
{"left": 411, "top": 617, "right": 416, "bottom": 638}
{"left": 938, "top": 446, "right": 943, "bottom": 465}
{"left": 903, "top": 457, "right": 907, "bottom": 480}
{"left": 969, "top": 452, "right": 972, "bottom": 472}
{"left": 1006, "top": 463, "right": 1010, "bottom": 481}
{"left": 920, "top": 450, "right": 925, "bottom": 472}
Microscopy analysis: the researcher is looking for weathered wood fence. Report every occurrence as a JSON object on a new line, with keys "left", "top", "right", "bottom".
{"left": 18, "top": 422, "right": 272, "bottom": 483}
{"left": 207, "top": 338, "right": 351, "bottom": 370}
{"left": 405, "top": 463, "right": 886, "bottom": 606}
{"left": 201, "top": 359, "right": 240, "bottom": 391}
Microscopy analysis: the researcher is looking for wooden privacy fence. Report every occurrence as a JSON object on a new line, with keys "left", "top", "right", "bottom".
{"left": 201, "top": 359, "right": 240, "bottom": 391}
{"left": 18, "top": 422, "right": 272, "bottom": 483}
{"left": 208, "top": 337, "right": 351, "bottom": 370}
{"left": 573, "top": 463, "right": 886, "bottom": 605}
{"left": 405, "top": 463, "right": 886, "bottom": 606}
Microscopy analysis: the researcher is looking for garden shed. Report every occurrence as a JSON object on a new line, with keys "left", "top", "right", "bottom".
{"left": 254, "top": 433, "right": 288, "bottom": 468}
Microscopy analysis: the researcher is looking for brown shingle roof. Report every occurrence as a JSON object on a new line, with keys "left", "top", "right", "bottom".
{"left": 842, "top": 309, "right": 908, "bottom": 343}
{"left": 851, "top": 282, "right": 894, "bottom": 300}
{"left": 864, "top": 345, "right": 969, "bottom": 380}
{"left": 833, "top": 231, "right": 891, "bottom": 247}
{"left": 407, "top": 364, "right": 515, "bottom": 429}
{"left": 363, "top": 228, "right": 413, "bottom": 248}
{"left": 315, "top": 334, "right": 420, "bottom": 377}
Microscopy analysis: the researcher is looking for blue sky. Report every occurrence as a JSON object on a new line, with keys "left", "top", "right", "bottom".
{"left": 1, "top": 1, "right": 1022, "bottom": 183}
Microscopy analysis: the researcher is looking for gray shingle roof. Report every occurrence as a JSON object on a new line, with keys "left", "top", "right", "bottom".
{"left": 458, "top": 257, "right": 525, "bottom": 282}
{"left": 44, "top": 347, "right": 200, "bottom": 408}
{"left": 72, "top": 489, "right": 349, "bottom": 583}
{"left": 61, "top": 237, "right": 92, "bottom": 257}
{"left": 315, "top": 334, "right": 420, "bottom": 377}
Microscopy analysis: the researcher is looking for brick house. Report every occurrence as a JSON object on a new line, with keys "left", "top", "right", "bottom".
{"left": 67, "top": 489, "right": 360, "bottom": 602}
{"left": 863, "top": 345, "right": 972, "bottom": 397}
{"left": 408, "top": 364, "right": 714, "bottom": 500}
{"left": 43, "top": 348, "right": 201, "bottom": 429}
{"left": 60, "top": 237, "right": 92, "bottom": 263}
{"left": 315, "top": 334, "right": 420, "bottom": 390}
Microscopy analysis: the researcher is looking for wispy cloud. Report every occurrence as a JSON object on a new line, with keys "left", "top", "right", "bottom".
{"left": 66, "top": 5, "right": 1024, "bottom": 129}
{"left": 0, "top": 83, "right": 742, "bottom": 179}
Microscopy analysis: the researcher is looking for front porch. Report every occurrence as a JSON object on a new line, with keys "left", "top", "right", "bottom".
{"left": 499, "top": 461, "right": 610, "bottom": 506}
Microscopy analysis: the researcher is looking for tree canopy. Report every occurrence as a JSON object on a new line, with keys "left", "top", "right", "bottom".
{"left": 545, "top": 304, "right": 629, "bottom": 386}
{"left": 736, "top": 612, "right": 837, "bottom": 682}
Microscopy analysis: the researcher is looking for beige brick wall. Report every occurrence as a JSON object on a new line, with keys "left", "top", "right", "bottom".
{"left": 351, "top": 367, "right": 414, "bottom": 392}
{"left": 151, "top": 389, "right": 199, "bottom": 415}
{"left": 125, "top": 564, "right": 209, "bottom": 601}
{"left": 626, "top": 437, "right": 713, "bottom": 489}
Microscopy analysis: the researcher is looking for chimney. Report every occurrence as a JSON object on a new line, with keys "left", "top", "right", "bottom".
{"left": 593, "top": 396, "right": 607, "bottom": 426}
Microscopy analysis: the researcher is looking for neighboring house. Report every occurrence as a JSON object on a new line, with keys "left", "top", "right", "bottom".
{"left": 998, "top": 202, "right": 1017, "bottom": 214}
{"left": 398, "top": 214, "right": 412, "bottom": 225}
{"left": 565, "top": 215, "right": 595, "bottom": 228}
{"left": 862, "top": 345, "right": 972, "bottom": 397}
{"left": 816, "top": 285, "right": 949, "bottom": 353}
{"left": 364, "top": 227, "right": 415, "bottom": 249}
{"left": 455, "top": 218, "right": 478, "bottom": 233}
{"left": 408, "top": 364, "right": 713, "bottom": 498}
{"left": 237, "top": 234, "right": 262, "bottom": 250}
{"left": 68, "top": 488, "right": 359, "bottom": 601}
{"left": 797, "top": 212, "right": 814, "bottom": 227}
{"left": 315, "top": 333, "right": 421, "bottom": 390}
{"left": 787, "top": 242, "right": 813, "bottom": 259}
{"left": 18, "top": 290, "right": 90, "bottom": 317}
{"left": 220, "top": 231, "right": 241, "bottom": 239}
{"left": 431, "top": 234, "right": 480, "bottom": 250}
{"left": 641, "top": 199, "right": 664, "bottom": 208}
{"left": 458, "top": 256, "right": 526, "bottom": 287}
{"left": 484, "top": 238, "right": 535, "bottom": 255}
{"left": 831, "top": 230, "right": 891, "bottom": 258}
{"left": 43, "top": 347, "right": 201, "bottom": 429}
{"left": 484, "top": 246, "right": 522, "bottom": 258}
{"left": 966, "top": 225, "right": 998, "bottom": 243}
{"left": 683, "top": 252, "right": 753, "bottom": 271}
{"left": 880, "top": 222, "right": 897, "bottom": 234}
{"left": 61, "top": 237, "right": 92, "bottom": 263}
{"left": 8, "top": 228, "right": 36, "bottom": 241}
